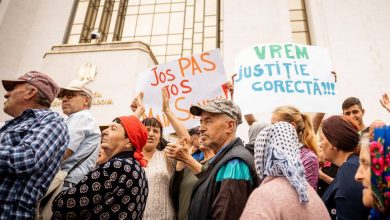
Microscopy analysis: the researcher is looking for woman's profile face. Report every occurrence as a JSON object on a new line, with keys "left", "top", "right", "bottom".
{"left": 355, "top": 140, "right": 375, "bottom": 208}
{"left": 319, "top": 130, "right": 337, "bottom": 163}
{"left": 101, "top": 122, "right": 129, "bottom": 158}
{"left": 145, "top": 125, "right": 161, "bottom": 149}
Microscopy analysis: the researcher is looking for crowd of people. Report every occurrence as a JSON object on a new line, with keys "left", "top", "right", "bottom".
{"left": 0, "top": 70, "right": 389, "bottom": 220}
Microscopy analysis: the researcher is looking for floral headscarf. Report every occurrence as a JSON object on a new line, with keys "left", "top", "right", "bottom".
{"left": 370, "top": 126, "right": 390, "bottom": 217}
{"left": 254, "top": 122, "right": 308, "bottom": 203}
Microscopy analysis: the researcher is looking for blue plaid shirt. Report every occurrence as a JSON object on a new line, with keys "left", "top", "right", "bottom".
{"left": 0, "top": 109, "right": 69, "bottom": 219}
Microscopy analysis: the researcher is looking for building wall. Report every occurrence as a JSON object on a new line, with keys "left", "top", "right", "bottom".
{"left": 1, "top": 0, "right": 389, "bottom": 134}
{"left": 223, "top": 0, "right": 293, "bottom": 139}
{"left": 42, "top": 43, "right": 157, "bottom": 125}
{"left": 0, "top": 0, "right": 74, "bottom": 121}
{"left": 306, "top": 0, "right": 390, "bottom": 125}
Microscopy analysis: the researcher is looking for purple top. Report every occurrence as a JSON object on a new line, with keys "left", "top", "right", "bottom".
{"left": 300, "top": 146, "right": 319, "bottom": 190}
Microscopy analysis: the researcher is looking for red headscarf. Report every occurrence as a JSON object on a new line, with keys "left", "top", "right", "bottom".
{"left": 118, "top": 116, "right": 148, "bottom": 167}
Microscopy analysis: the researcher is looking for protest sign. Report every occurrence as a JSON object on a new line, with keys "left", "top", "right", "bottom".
{"left": 234, "top": 43, "right": 339, "bottom": 114}
{"left": 136, "top": 49, "right": 228, "bottom": 134}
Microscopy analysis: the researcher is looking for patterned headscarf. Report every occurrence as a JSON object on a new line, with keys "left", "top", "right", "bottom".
{"left": 248, "top": 121, "right": 268, "bottom": 145}
{"left": 370, "top": 126, "right": 390, "bottom": 216}
{"left": 254, "top": 121, "right": 308, "bottom": 203}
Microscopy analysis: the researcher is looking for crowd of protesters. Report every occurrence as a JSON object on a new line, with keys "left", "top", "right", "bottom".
{"left": 0, "top": 70, "right": 389, "bottom": 220}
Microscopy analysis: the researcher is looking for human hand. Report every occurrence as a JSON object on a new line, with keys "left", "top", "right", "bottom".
{"left": 164, "top": 137, "right": 191, "bottom": 162}
{"left": 161, "top": 87, "right": 170, "bottom": 112}
{"left": 131, "top": 92, "right": 144, "bottom": 112}
{"left": 380, "top": 93, "right": 390, "bottom": 113}
{"left": 131, "top": 92, "right": 145, "bottom": 117}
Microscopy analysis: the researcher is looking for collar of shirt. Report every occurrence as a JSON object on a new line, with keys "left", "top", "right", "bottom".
{"left": 209, "top": 144, "right": 228, "bottom": 164}
{"left": 1, "top": 109, "right": 51, "bottom": 131}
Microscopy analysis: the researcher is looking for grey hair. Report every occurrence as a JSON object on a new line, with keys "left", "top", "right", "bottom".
{"left": 25, "top": 84, "right": 51, "bottom": 107}
{"left": 81, "top": 93, "right": 92, "bottom": 109}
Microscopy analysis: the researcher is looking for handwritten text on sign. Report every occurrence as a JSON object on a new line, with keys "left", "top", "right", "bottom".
{"left": 234, "top": 43, "right": 339, "bottom": 113}
{"left": 136, "top": 49, "right": 227, "bottom": 134}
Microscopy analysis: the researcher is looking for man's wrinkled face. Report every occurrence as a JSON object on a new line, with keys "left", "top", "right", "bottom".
{"left": 343, "top": 104, "right": 364, "bottom": 127}
{"left": 60, "top": 90, "right": 89, "bottom": 116}
{"left": 199, "top": 111, "right": 232, "bottom": 151}
{"left": 3, "top": 83, "right": 30, "bottom": 117}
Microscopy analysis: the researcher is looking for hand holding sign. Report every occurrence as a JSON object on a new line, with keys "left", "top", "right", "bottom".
{"left": 136, "top": 49, "right": 227, "bottom": 134}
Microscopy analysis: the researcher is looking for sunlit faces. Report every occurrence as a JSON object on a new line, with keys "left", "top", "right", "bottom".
{"left": 3, "top": 83, "right": 31, "bottom": 117}
{"left": 355, "top": 138, "right": 375, "bottom": 208}
{"left": 101, "top": 121, "right": 131, "bottom": 159}
{"left": 343, "top": 104, "right": 365, "bottom": 127}
{"left": 319, "top": 130, "right": 337, "bottom": 163}
{"left": 144, "top": 126, "right": 161, "bottom": 150}
{"left": 199, "top": 111, "right": 234, "bottom": 151}
{"left": 60, "top": 91, "right": 90, "bottom": 116}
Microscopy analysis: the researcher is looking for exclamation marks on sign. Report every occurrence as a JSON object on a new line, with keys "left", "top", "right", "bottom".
{"left": 321, "top": 82, "right": 336, "bottom": 95}
{"left": 330, "top": 83, "right": 335, "bottom": 95}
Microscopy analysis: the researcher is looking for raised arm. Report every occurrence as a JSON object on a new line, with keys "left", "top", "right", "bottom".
{"left": 380, "top": 93, "right": 390, "bottom": 113}
{"left": 130, "top": 92, "right": 145, "bottom": 119}
{"left": 161, "top": 87, "right": 190, "bottom": 139}
{"left": 312, "top": 113, "right": 325, "bottom": 134}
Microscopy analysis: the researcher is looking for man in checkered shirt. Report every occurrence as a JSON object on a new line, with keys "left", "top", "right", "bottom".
{"left": 0, "top": 71, "right": 69, "bottom": 219}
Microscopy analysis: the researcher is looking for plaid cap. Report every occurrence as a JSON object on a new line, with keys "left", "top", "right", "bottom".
{"left": 190, "top": 99, "right": 242, "bottom": 125}
{"left": 57, "top": 80, "right": 93, "bottom": 99}
{"left": 2, "top": 71, "right": 60, "bottom": 103}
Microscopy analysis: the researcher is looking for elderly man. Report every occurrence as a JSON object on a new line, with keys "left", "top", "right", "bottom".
{"left": 0, "top": 71, "right": 69, "bottom": 219}
{"left": 57, "top": 80, "right": 101, "bottom": 190}
{"left": 186, "top": 99, "right": 258, "bottom": 220}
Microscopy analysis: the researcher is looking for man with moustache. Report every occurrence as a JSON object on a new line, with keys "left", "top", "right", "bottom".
{"left": 187, "top": 99, "right": 259, "bottom": 220}
{"left": 57, "top": 80, "right": 101, "bottom": 190}
{"left": 0, "top": 71, "right": 69, "bottom": 219}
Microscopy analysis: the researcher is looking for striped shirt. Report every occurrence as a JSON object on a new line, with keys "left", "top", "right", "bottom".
{"left": 0, "top": 109, "right": 69, "bottom": 219}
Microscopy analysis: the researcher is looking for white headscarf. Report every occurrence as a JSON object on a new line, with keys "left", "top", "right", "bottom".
{"left": 254, "top": 121, "right": 309, "bottom": 203}
{"left": 248, "top": 121, "right": 268, "bottom": 145}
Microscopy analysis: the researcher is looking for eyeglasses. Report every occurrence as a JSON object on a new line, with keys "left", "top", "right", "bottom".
{"left": 58, "top": 91, "right": 88, "bottom": 100}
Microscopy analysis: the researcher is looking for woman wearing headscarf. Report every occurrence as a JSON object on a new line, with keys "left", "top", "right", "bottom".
{"left": 320, "top": 115, "right": 370, "bottom": 220}
{"left": 245, "top": 121, "right": 268, "bottom": 155}
{"left": 355, "top": 126, "right": 390, "bottom": 219}
{"left": 131, "top": 89, "right": 190, "bottom": 220}
{"left": 271, "top": 105, "right": 320, "bottom": 189}
{"left": 240, "top": 122, "right": 329, "bottom": 219}
{"left": 52, "top": 115, "right": 149, "bottom": 220}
